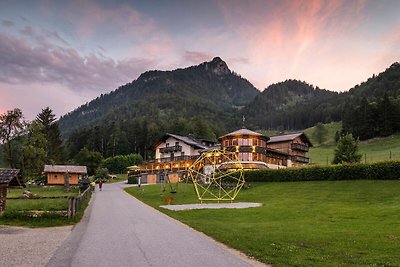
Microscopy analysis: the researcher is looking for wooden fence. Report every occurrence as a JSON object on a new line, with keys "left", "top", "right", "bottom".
{"left": 0, "top": 185, "right": 7, "bottom": 214}
{"left": 67, "top": 186, "right": 92, "bottom": 219}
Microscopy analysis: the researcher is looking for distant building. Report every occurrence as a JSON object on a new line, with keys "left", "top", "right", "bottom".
{"left": 138, "top": 133, "right": 216, "bottom": 184}
{"left": 267, "top": 132, "right": 312, "bottom": 166}
{"left": 44, "top": 165, "right": 87, "bottom": 185}
{"left": 219, "top": 128, "right": 291, "bottom": 169}
{"left": 137, "top": 129, "right": 312, "bottom": 183}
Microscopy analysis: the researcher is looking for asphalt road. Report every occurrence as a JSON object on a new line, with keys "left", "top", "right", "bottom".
{"left": 47, "top": 182, "right": 262, "bottom": 267}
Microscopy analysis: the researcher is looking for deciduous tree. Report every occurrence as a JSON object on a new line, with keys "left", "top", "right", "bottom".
{"left": 332, "top": 133, "right": 362, "bottom": 164}
{"left": 0, "top": 108, "right": 25, "bottom": 168}
{"left": 22, "top": 121, "right": 47, "bottom": 180}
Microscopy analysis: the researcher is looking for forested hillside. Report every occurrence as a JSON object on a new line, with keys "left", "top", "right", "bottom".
{"left": 60, "top": 57, "right": 259, "bottom": 159}
{"left": 58, "top": 58, "right": 400, "bottom": 160}
{"left": 59, "top": 57, "right": 259, "bottom": 138}
{"left": 242, "top": 80, "right": 341, "bottom": 130}
{"left": 342, "top": 62, "right": 400, "bottom": 139}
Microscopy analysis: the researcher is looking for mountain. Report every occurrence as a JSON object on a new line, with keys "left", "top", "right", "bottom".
{"left": 59, "top": 58, "right": 400, "bottom": 160}
{"left": 242, "top": 79, "right": 341, "bottom": 130}
{"left": 59, "top": 57, "right": 259, "bottom": 138}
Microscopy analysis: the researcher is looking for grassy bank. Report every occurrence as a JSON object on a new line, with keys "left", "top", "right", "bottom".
{"left": 126, "top": 181, "right": 400, "bottom": 266}
{"left": 309, "top": 134, "right": 400, "bottom": 165}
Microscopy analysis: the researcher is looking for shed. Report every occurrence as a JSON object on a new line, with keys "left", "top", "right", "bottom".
{"left": 0, "top": 168, "right": 24, "bottom": 214}
{"left": 44, "top": 165, "right": 87, "bottom": 185}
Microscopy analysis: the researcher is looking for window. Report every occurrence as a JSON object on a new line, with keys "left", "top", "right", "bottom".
{"left": 175, "top": 142, "right": 179, "bottom": 146}
{"left": 166, "top": 143, "right": 169, "bottom": 147}
{"left": 238, "top": 153, "right": 253, "bottom": 161}
{"left": 181, "top": 152, "right": 185, "bottom": 156}
{"left": 238, "top": 138, "right": 253, "bottom": 146}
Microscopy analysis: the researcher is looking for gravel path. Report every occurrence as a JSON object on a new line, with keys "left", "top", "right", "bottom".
{"left": 0, "top": 225, "right": 72, "bottom": 267}
{"left": 160, "top": 202, "right": 263, "bottom": 211}
{"left": 48, "top": 182, "right": 266, "bottom": 267}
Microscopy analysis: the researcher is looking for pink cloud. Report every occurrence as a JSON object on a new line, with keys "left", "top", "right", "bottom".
{"left": 0, "top": 82, "right": 87, "bottom": 120}
{"left": 61, "top": 0, "right": 157, "bottom": 40}
{"left": 183, "top": 51, "right": 214, "bottom": 64}
{"left": 0, "top": 31, "right": 156, "bottom": 93}
{"left": 215, "top": 0, "right": 372, "bottom": 90}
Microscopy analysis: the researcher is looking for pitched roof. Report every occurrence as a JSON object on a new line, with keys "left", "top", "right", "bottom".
{"left": 268, "top": 132, "right": 312, "bottom": 146}
{"left": 0, "top": 168, "right": 22, "bottom": 186}
{"left": 150, "top": 133, "right": 212, "bottom": 150}
{"left": 219, "top": 128, "right": 269, "bottom": 140}
{"left": 43, "top": 165, "right": 87, "bottom": 174}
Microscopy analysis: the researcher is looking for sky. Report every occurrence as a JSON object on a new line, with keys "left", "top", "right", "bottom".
{"left": 0, "top": 0, "right": 399, "bottom": 120}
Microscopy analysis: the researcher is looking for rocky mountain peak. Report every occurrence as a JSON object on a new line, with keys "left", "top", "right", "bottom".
{"left": 203, "top": 57, "right": 231, "bottom": 75}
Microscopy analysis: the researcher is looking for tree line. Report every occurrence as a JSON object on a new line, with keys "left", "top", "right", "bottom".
{"left": 0, "top": 107, "right": 143, "bottom": 182}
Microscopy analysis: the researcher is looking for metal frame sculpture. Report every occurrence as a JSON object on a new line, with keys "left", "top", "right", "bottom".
{"left": 188, "top": 149, "right": 245, "bottom": 203}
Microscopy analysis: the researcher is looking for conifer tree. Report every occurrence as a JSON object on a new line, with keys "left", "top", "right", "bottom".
{"left": 36, "top": 107, "right": 64, "bottom": 163}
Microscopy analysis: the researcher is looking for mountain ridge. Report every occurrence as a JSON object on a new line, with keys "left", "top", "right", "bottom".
{"left": 59, "top": 57, "right": 259, "bottom": 138}
{"left": 59, "top": 58, "right": 400, "bottom": 159}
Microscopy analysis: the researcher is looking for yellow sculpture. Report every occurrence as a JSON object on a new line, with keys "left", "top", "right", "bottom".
{"left": 188, "top": 149, "right": 245, "bottom": 203}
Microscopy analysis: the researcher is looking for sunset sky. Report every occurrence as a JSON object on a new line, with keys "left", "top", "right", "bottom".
{"left": 1, "top": 0, "right": 399, "bottom": 120}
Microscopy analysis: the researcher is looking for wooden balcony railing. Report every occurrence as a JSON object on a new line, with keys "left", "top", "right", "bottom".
{"left": 291, "top": 143, "right": 309, "bottom": 152}
{"left": 159, "top": 145, "right": 182, "bottom": 153}
{"left": 292, "top": 156, "right": 309, "bottom": 163}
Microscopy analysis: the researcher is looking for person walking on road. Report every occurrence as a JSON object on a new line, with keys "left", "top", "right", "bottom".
{"left": 99, "top": 180, "right": 104, "bottom": 191}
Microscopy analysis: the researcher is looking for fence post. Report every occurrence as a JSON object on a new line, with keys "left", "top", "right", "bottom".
{"left": 67, "top": 197, "right": 73, "bottom": 219}
{"left": 68, "top": 187, "right": 92, "bottom": 220}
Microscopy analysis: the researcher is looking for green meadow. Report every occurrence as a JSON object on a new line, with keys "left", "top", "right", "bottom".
{"left": 126, "top": 181, "right": 400, "bottom": 267}
{"left": 305, "top": 122, "right": 400, "bottom": 165}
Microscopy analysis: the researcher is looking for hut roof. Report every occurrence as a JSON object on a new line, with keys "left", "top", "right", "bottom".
{"left": 43, "top": 165, "right": 87, "bottom": 174}
{"left": 268, "top": 132, "right": 313, "bottom": 146}
{"left": 0, "top": 168, "right": 23, "bottom": 186}
{"left": 218, "top": 128, "right": 269, "bottom": 141}
{"left": 150, "top": 133, "right": 214, "bottom": 150}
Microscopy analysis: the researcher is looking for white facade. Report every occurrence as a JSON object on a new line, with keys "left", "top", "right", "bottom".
{"left": 155, "top": 136, "right": 202, "bottom": 160}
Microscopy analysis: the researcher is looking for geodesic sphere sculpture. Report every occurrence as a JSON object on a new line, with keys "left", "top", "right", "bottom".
{"left": 188, "top": 149, "right": 245, "bottom": 202}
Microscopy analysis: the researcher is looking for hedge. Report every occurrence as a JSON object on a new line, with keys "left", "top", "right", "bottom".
{"left": 242, "top": 161, "right": 400, "bottom": 182}
{"left": 127, "top": 176, "right": 138, "bottom": 184}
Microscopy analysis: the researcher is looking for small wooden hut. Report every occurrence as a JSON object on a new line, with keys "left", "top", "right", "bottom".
{"left": 44, "top": 165, "right": 87, "bottom": 185}
{"left": 0, "top": 168, "right": 24, "bottom": 214}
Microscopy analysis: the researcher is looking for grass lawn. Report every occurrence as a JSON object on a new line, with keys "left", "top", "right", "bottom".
{"left": 7, "top": 185, "right": 79, "bottom": 198}
{"left": 1, "top": 185, "right": 86, "bottom": 227}
{"left": 126, "top": 181, "right": 400, "bottom": 267}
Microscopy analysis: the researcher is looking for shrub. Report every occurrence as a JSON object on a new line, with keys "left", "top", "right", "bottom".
{"left": 101, "top": 154, "right": 143, "bottom": 174}
{"left": 241, "top": 161, "right": 400, "bottom": 182}
{"left": 127, "top": 176, "right": 138, "bottom": 184}
{"left": 94, "top": 168, "right": 109, "bottom": 180}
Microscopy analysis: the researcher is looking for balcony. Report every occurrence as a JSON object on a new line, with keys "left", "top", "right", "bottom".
{"left": 292, "top": 156, "right": 309, "bottom": 163}
{"left": 158, "top": 155, "right": 199, "bottom": 163}
{"left": 159, "top": 145, "right": 182, "bottom": 154}
{"left": 291, "top": 143, "right": 309, "bottom": 152}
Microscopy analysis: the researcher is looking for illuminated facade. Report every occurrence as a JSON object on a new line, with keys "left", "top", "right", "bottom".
{"left": 137, "top": 133, "right": 215, "bottom": 184}
{"left": 219, "top": 128, "right": 291, "bottom": 169}
{"left": 137, "top": 129, "right": 312, "bottom": 183}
